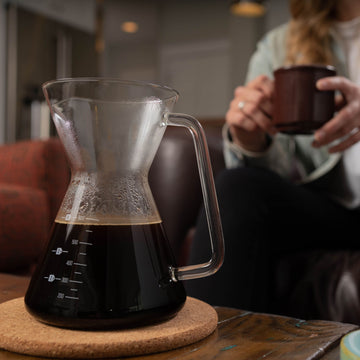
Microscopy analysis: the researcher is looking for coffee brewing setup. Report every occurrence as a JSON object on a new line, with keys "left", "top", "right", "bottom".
{"left": 25, "top": 78, "right": 224, "bottom": 330}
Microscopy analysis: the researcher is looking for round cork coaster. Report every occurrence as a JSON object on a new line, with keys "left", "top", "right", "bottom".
{"left": 0, "top": 297, "right": 217, "bottom": 359}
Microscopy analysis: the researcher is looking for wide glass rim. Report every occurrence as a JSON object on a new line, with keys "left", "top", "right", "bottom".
{"left": 42, "top": 77, "right": 179, "bottom": 102}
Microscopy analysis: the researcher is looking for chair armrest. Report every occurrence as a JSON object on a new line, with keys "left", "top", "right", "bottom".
{"left": 0, "top": 184, "right": 49, "bottom": 274}
{"left": 0, "top": 138, "right": 70, "bottom": 223}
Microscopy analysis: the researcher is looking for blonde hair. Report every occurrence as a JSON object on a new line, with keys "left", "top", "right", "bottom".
{"left": 285, "top": 0, "right": 338, "bottom": 65}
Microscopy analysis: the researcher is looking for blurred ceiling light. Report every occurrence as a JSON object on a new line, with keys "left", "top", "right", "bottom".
{"left": 121, "top": 21, "right": 139, "bottom": 34}
{"left": 230, "top": 0, "right": 266, "bottom": 17}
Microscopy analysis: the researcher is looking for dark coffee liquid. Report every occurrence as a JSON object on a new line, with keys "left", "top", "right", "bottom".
{"left": 25, "top": 221, "right": 186, "bottom": 329}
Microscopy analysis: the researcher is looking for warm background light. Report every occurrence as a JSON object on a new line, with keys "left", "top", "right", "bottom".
{"left": 230, "top": 1, "right": 266, "bottom": 17}
{"left": 121, "top": 21, "right": 139, "bottom": 33}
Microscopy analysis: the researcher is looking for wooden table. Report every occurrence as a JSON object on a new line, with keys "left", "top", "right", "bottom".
{"left": 0, "top": 273, "right": 357, "bottom": 359}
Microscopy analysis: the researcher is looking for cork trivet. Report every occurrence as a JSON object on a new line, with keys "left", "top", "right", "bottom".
{"left": 0, "top": 297, "right": 217, "bottom": 359}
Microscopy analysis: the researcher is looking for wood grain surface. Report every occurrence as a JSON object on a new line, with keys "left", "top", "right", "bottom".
{"left": 0, "top": 273, "right": 358, "bottom": 359}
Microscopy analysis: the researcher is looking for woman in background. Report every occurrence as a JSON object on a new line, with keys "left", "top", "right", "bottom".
{"left": 187, "top": 0, "right": 360, "bottom": 320}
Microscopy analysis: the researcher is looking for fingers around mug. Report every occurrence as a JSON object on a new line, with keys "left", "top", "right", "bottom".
{"left": 328, "top": 128, "right": 360, "bottom": 153}
{"left": 240, "top": 101, "right": 277, "bottom": 135}
{"left": 247, "top": 75, "right": 274, "bottom": 99}
{"left": 313, "top": 103, "right": 360, "bottom": 147}
{"left": 226, "top": 105, "right": 258, "bottom": 132}
{"left": 227, "top": 97, "right": 274, "bottom": 134}
{"left": 235, "top": 78, "right": 273, "bottom": 103}
{"left": 234, "top": 86, "right": 264, "bottom": 103}
{"left": 234, "top": 87, "right": 273, "bottom": 117}
{"left": 317, "top": 76, "right": 353, "bottom": 95}
{"left": 229, "top": 97, "right": 276, "bottom": 135}
{"left": 335, "top": 93, "right": 346, "bottom": 111}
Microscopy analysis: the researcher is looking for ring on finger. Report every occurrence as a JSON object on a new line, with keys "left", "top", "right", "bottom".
{"left": 238, "top": 101, "right": 246, "bottom": 110}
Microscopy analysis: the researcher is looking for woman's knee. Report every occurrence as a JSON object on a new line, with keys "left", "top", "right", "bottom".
{"left": 215, "top": 167, "right": 281, "bottom": 204}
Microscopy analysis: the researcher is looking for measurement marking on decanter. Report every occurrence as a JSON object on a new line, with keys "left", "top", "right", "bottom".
{"left": 52, "top": 248, "right": 69, "bottom": 255}
{"left": 79, "top": 252, "right": 87, "bottom": 256}
{"left": 65, "top": 296, "right": 79, "bottom": 300}
{"left": 79, "top": 241, "right": 93, "bottom": 246}
{"left": 74, "top": 271, "right": 82, "bottom": 275}
{"left": 85, "top": 229, "right": 93, "bottom": 232}
{"left": 69, "top": 279, "right": 83, "bottom": 284}
{"left": 74, "top": 262, "right": 87, "bottom": 267}
{"left": 70, "top": 288, "right": 78, "bottom": 292}
{"left": 44, "top": 274, "right": 61, "bottom": 282}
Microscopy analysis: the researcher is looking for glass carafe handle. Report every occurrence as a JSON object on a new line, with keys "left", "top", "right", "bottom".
{"left": 166, "top": 113, "right": 225, "bottom": 281}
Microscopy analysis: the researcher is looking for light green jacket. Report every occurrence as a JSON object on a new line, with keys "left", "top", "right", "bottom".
{"left": 223, "top": 23, "right": 347, "bottom": 184}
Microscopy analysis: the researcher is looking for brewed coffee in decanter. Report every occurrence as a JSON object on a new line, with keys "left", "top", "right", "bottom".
{"left": 25, "top": 79, "right": 224, "bottom": 329}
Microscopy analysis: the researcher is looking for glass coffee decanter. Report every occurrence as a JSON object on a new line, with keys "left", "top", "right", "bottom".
{"left": 25, "top": 78, "right": 224, "bottom": 329}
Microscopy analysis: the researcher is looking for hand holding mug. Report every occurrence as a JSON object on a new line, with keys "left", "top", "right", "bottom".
{"left": 225, "top": 75, "right": 277, "bottom": 153}
{"left": 313, "top": 76, "right": 360, "bottom": 153}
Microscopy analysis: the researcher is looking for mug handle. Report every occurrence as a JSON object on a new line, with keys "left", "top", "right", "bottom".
{"left": 166, "top": 112, "right": 225, "bottom": 281}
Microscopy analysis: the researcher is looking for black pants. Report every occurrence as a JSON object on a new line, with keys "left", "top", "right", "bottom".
{"left": 185, "top": 167, "right": 360, "bottom": 312}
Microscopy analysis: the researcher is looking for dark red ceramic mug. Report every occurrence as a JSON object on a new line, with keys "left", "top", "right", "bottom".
{"left": 273, "top": 65, "right": 336, "bottom": 134}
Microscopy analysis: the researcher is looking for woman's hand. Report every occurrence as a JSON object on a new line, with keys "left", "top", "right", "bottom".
{"left": 226, "top": 75, "right": 278, "bottom": 153}
{"left": 313, "top": 76, "right": 360, "bottom": 153}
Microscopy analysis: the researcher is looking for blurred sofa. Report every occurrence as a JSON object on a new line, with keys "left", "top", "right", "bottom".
{"left": 0, "top": 138, "right": 70, "bottom": 274}
{"left": 1, "top": 123, "right": 360, "bottom": 326}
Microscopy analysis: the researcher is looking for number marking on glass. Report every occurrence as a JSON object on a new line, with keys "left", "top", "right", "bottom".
{"left": 42, "top": 237, "right": 95, "bottom": 303}
{"left": 44, "top": 274, "right": 61, "bottom": 282}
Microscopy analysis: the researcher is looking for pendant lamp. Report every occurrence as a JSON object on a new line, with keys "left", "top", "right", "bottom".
{"left": 230, "top": 0, "right": 266, "bottom": 17}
